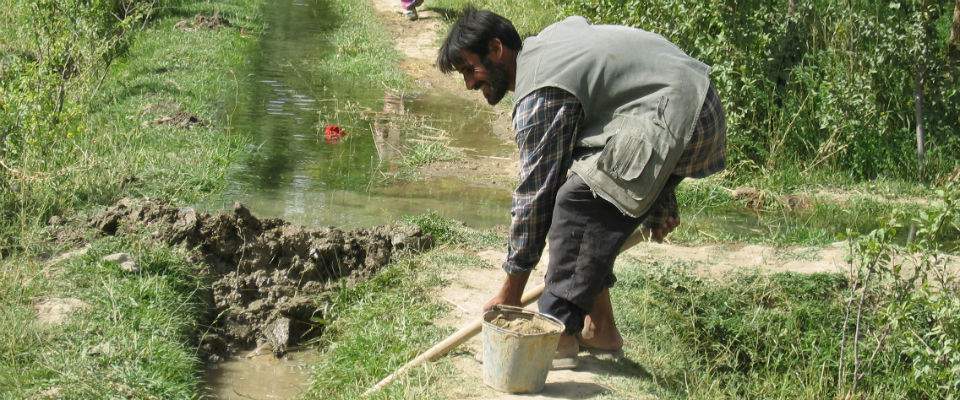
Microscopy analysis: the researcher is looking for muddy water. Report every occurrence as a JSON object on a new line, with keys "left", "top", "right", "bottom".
{"left": 205, "top": 0, "right": 512, "bottom": 229}
{"left": 204, "top": 350, "right": 318, "bottom": 399}
{"left": 200, "top": 1, "right": 510, "bottom": 397}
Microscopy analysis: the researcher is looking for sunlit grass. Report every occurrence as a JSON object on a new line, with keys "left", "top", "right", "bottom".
{"left": 0, "top": 236, "right": 207, "bottom": 399}
{"left": 304, "top": 253, "right": 452, "bottom": 400}
{"left": 1, "top": 0, "right": 263, "bottom": 397}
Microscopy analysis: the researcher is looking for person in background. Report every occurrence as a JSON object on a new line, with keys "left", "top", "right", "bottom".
{"left": 401, "top": 0, "right": 424, "bottom": 21}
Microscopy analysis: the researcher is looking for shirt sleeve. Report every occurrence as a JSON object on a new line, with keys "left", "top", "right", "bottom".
{"left": 502, "top": 87, "right": 583, "bottom": 275}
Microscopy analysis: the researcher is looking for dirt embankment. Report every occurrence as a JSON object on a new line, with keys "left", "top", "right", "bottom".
{"left": 83, "top": 198, "right": 433, "bottom": 360}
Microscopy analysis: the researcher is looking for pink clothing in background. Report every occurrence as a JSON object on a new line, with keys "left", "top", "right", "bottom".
{"left": 401, "top": 0, "right": 422, "bottom": 10}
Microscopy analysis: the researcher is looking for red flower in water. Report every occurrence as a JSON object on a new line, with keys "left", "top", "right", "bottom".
{"left": 324, "top": 124, "right": 346, "bottom": 144}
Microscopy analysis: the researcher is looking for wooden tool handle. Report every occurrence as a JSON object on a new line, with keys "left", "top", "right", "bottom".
{"left": 363, "top": 282, "right": 546, "bottom": 396}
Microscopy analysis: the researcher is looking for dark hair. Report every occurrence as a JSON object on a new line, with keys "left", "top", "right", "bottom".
{"left": 437, "top": 6, "right": 522, "bottom": 74}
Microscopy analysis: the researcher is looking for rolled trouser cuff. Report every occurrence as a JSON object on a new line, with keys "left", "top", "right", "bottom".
{"left": 538, "top": 288, "right": 586, "bottom": 336}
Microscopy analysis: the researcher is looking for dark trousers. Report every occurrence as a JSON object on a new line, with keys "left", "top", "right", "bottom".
{"left": 537, "top": 173, "right": 645, "bottom": 335}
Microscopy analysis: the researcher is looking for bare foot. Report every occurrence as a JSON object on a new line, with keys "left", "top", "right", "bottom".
{"left": 579, "top": 288, "right": 623, "bottom": 351}
{"left": 580, "top": 314, "right": 623, "bottom": 351}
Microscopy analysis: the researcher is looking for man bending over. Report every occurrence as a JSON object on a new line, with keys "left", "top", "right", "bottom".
{"left": 437, "top": 7, "right": 726, "bottom": 367}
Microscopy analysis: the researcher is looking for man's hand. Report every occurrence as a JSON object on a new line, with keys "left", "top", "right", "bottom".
{"left": 482, "top": 271, "right": 530, "bottom": 312}
{"left": 650, "top": 216, "right": 680, "bottom": 242}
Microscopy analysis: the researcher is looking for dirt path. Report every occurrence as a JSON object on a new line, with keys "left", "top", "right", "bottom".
{"left": 369, "top": 0, "right": 519, "bottom": 189}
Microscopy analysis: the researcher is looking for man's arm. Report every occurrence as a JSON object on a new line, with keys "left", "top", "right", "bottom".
{"left": 485, "top": 87, "right": 583, "bottom": 310}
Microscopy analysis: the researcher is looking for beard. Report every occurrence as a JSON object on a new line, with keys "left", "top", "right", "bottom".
{"left": 480, "top": 56, "right": 510, "bottom": 105}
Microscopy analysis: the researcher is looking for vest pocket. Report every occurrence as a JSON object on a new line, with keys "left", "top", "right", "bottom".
{"left": 596, "top": 115, "right": 659, "bottom": 181}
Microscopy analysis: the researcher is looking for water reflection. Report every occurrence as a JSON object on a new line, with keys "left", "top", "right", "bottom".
{"left": 207, "top": 0, "right": 513, "bottom": 228}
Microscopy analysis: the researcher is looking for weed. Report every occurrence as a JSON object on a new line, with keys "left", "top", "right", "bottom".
{"left": 403, "top": 212, "right": 502, "bottom": 248}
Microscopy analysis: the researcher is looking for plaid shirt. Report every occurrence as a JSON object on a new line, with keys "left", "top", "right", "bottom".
{"left": 503, "top": 87, "right": 582, "bottom": 274}
{"left": 503, "top": 86, "right": 725, "bottom": 274}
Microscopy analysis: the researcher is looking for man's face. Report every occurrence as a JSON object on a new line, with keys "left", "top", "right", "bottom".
{"left": 455, "top": 50, "right": 510, "bottom": 105}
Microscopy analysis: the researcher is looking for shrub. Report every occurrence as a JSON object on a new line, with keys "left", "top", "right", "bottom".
{"left": 561, "top": 0, "right": 959, "bottom": 180}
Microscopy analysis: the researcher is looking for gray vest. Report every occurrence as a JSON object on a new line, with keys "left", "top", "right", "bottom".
{"left": 513, "top": 16, "right": 711, "bottom": 217}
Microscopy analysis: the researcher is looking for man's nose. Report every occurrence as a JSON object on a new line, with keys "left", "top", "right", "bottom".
{"left": 463, "top": 75, "right": 478, "bottom": 90}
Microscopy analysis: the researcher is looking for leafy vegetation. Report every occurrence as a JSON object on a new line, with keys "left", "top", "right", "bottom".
{"left": 0, "top": 0, "right": 261, "bottom": 252}
{"left": 561, "top": 0, "right": 959, "bottom": 182}
{"left": 437, "top": 0, "right": 959, "bottom": 182}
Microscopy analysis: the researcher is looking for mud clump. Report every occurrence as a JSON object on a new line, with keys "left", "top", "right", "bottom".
{"left": 175, "top": 12, "right": 232, "bottom": 31}
{"left": 489, "top": 314, "right": 561, "bottom": 335}
{"left": 150, "top": 110, "right": 206, "bottom": 128}
{"left": 87, "top": 198, "right": 433, "bottom": 359}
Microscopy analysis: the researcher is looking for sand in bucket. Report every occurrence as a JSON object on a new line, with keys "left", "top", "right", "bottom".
{"left": 481, "top": 305, "right": 564, "bottom": 393}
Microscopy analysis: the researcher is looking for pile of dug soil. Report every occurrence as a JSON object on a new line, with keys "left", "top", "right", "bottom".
{"left": 87, "top": 198, "right": 432, "bottom": 359}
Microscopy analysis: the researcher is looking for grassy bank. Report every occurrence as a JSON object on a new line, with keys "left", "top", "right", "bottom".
{"left": 305, "top": 252, "right": 452, "bottom": 399}
{"left": 0, "top": 236, "right": 208, "bottom": 398}
{"left": 1, "top": 0, "right": 263, "bottom": 397}
{"left": 304, "top": 214, "right": 498, "bottom": 399}
{"left": 604, "top": 196, "right": 960, "bottom": 399}
{"left": 2, "top": 0, "right": 262, "bottom": 250}
{"left": 669, "top": 177, "right": 928, "bottom": 247}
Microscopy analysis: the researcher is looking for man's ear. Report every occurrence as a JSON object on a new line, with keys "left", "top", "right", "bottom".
{"left": 488, "top": 38, "right": 503, "bottom": 62}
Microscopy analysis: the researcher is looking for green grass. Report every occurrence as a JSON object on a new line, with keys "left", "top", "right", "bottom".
{"left": 428, "top": 0, "right": 562, "bottom": 37}
{"left": 387, "top": 141, "right": 463, "bottom": 181}
{"left": 0, "top": 236, "right": 208, "bottom": 399}
{"left": 603, "top": 259, "right": 850, "bottom": 399}
{"left": 304, "top": 252, "right": 452, "bottom": 399}
{"left": 602, "top": 249, "right": 959, "bottom": 399}
{"left": 303, "top": 212, "right": 503, "bottom": 398}
{"left": 1, "top": 0, "right": 264, "bottom": 397}
{"left": 313, "top": 0, "right": 407, "bottom": 90}
{"left": 4, "top": 0, "right": 263, "bottom": 250}
{"left": 669, "top": 177, "right": 916, "bottom": 247}
{"left": 402, "top": 211, "right": 503, "bottom": 248}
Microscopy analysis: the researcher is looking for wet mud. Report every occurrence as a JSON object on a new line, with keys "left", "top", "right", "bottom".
{"left": 489, "top": 313, "right": 561, "bottom": 336}
{"left": 151, "top": 110, "right": 206, "bottom": 128}
{"left": 175, "top": 12, "right": 232, "bottom": 31}
{"left": 86, "top": 198, "right": 432, "bottom": 359}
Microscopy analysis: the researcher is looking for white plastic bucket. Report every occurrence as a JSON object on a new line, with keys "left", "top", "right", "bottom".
{"left": 481, "top": 305, "right": 564, "bottom": 393}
